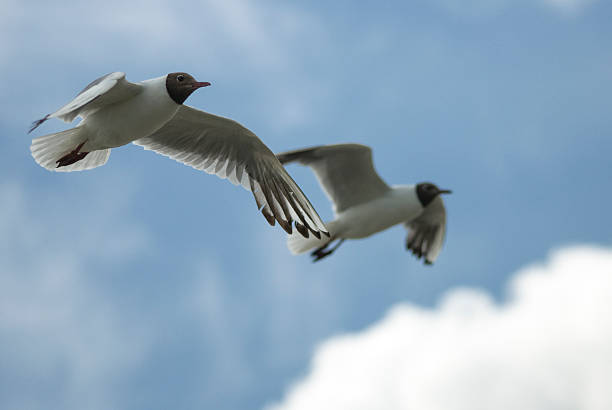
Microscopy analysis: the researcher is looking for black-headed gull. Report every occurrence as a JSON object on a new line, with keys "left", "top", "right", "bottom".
{"left": 29, "top": 72, "right": 328, "bottom": 238}
{"left": 277, "top": 143, "right": 451, "bottom": 264}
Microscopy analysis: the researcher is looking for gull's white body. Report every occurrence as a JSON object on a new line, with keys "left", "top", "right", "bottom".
{"left": 28, "top": 71, "right": 329, "bottom": 238}
{"left": 82, "top": 76, "right": 178, "bottom": 151}
{"left": 333, "top": 186, "right": 421, "bottom": 239}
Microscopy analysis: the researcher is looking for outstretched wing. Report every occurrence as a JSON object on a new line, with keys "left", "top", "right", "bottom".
{"left": 29, "top": 72, "right": 142, "bottom": 133}
{"left": 133, "top": 105, "right": 329, "bottom": 239}
{"left": 405, "top": 196, "right": 447, "bottom": 265}
{"left": 276, "top": 144, "right": 391, "bottom": 214}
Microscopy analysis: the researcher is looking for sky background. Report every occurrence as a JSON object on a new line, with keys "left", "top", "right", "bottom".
{"left": 1, "top": 0, "right": 611, "bottom": 409}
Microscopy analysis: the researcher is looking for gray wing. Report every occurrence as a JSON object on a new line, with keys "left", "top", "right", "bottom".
{"left": 405, "top": 196, "right": 447, "bottom": 265}
{"left": 133, "top": 105, "right": 329, "bottom": 239}
{"left": 276, "top": 144, "right": 391, "bottom": 213}
{"left": 29, "top": 72, "right": 142, "bottom": 133}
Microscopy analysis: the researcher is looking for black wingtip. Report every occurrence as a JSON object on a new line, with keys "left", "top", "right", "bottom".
{"left": 424, "top": 260, "right": 433, "bottom": 266}
{"left": 310, "top": 229, "right": 321, "bottom": 240}
{"left": 295, "top": 222, "right": 309, "bottom": 238}
{"left": 28, "top": 115, "right": 49, "bottom": 134}
{"left": 279, "top": 219, "right": 293, "bottom": 235}
{"left": 407, "top": 245, "right": 424, "bottom": 260}
{"left": 261, "top": 209, "right": 276, "bottom": 227}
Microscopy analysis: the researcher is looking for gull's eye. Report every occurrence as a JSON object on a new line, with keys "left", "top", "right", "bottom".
{"left": 177, "top": 75, "right": 185, "bottom": 82}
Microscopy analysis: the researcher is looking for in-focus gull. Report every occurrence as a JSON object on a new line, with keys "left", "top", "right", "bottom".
{"left": 29, "top": 72, "right": 328, "bottom": 238}
{"left": 277, "top": 143, "right": 451, "bottom": 264}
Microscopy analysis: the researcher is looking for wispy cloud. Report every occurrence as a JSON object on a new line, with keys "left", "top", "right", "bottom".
{"left": 1, "top": 0, "right": 330, "bottom": 132}
{"left": 426, "top": 0, "right": 513, "bottom": 18}
{"left": 267, "top": 245, "right": 612, "bottom": 410}
{"left": 422, "top": 0, "right": 600, "bottom": 18}
{"left": 0, "top": 0, "right": 324, "bottom": 70}
{"left": 541, "top": 0, "right": 600, "bottom": 13}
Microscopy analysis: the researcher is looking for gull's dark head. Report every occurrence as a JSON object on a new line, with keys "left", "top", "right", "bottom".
{"left": 165, "top": 72, "right": 211, "bottom": 105}
{"left": 416, "top": 182, "right": 452, "bottom": 207}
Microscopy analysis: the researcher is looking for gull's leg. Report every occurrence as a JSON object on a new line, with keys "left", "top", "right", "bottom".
{"left": 56, "top": 141, "right": 89, "bottom": 168}
{"left": 311, "top": 239, "right": 345, "bottom": 262}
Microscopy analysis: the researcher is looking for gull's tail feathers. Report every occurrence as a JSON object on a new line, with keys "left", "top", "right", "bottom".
{"left": 287, "top": 220, "right": 338, "bottom": 254}
{"left": 30, "top": 128, "right": 110, "bottom": 172}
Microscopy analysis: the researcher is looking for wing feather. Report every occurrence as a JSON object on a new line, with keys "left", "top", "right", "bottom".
{"left": 277, "top": 144, "right": 391, "bottom": 213}
{"left": 133, "top": 105, "right": 328, "bottom": 238}
{"left": 29, "top": 72, "right": 142, "bottom": 133}
{"left": 405, "top": 196, "right": 447, "bottom": 264}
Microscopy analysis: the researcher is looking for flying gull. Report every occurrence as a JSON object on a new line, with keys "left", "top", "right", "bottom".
{"left": 277, "top": 143, "right": 451, "bottom": 264}
{"left": 29, "top": 72, "right": 328, "bottom": 238}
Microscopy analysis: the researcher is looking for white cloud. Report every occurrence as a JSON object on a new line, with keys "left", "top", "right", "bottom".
{"left": 0, "top": 180, "right": 153, "bottom": 410}
{"left": 267, "top": 245, "right": 612, "bottom": 410}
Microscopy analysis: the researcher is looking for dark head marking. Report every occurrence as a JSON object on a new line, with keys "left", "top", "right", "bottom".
{"left": 165, "top": 72, "right": 211, "bottom": 105}
{"left": 416, "top": 182, "right": 452, "bottom": 207}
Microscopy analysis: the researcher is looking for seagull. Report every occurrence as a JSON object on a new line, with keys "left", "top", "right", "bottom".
{"left": 276, "top": 143, "right": 451, "bottom": 264}
{"left": 29, "top": 71, "right": 328, "bottom": 238}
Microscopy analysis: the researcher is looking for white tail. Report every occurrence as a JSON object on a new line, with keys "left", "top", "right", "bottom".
{"left": 30, "top": 128, "right": 110, "bottom": 172}
{"left": 287, "top": 220, "right": 337, "bottom": 254}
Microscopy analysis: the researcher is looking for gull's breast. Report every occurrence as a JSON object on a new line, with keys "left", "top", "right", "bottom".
{"left": 336, "top": 189, "right": 422, "bottom": 239}
{"left": 82, "top": 79, "right": 180, "bottom": 150}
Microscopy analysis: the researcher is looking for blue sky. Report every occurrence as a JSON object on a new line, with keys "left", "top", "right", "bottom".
{"left": 1, "top": 0, "right": 611, "bottom": 409}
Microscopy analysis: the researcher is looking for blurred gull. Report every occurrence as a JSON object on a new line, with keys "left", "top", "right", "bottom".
{"left": 277, "top": 143, "right": 451, "bottom": 264}
{"left": 29, "top": 71, "right": 328, "bottom": 238}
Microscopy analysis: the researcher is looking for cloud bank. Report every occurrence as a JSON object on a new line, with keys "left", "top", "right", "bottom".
{"left": 268, "top": 245, "right": 612, "bottom": 410}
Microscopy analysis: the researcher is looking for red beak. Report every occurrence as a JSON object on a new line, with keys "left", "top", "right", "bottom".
{"left": 193, "top": 81, "right": 211, "bottom": 89}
